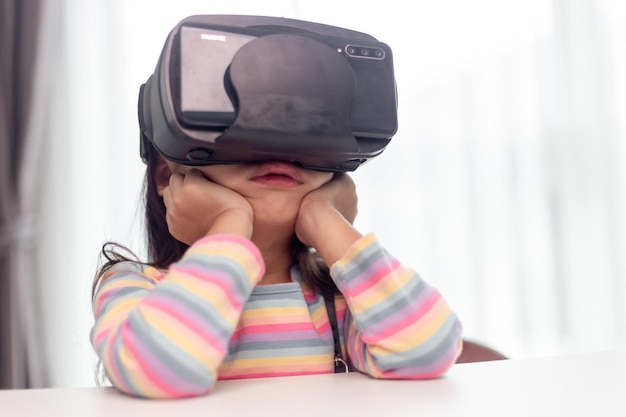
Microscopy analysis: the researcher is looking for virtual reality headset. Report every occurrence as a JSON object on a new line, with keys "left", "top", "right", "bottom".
{"left": 139, "top": 15, "right": 398, "bottom": 172}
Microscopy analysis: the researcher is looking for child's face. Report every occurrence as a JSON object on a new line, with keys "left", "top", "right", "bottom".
{"left": 166, "top": 159, "right": 334, "bottom": 227}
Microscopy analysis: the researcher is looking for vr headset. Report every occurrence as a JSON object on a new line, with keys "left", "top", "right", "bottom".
{"left": 139, "top": 15, "right": 398, "bottom": 172}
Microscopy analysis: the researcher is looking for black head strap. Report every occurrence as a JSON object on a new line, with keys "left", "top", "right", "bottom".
{"left": 323, "top": 292, "right": 351, "bottom": 373}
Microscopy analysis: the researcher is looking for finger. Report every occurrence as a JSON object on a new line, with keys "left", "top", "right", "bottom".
{"left": 335, "top": 172, "right": 354, "bottom": 187}
{"left": 184, "top": 168, "right": 205, "bottom": 184}
{"left": 162, "top": 184, "right": 173, "bottom": 210}
{"left": 168, "top": 171, "right": 184, "bottom": 190}
{"left": 331, "top": 172, "right": 355, "bottom": 192}
{"left": 163, "top": 172, "right": 184, "bottom": 209}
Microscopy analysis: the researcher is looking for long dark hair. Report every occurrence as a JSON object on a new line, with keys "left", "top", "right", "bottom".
{"left": 92, "top": 145, "right": 339, "bottom": 301}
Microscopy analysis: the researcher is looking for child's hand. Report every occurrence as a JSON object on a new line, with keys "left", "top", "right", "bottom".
{"left": 162, "top": 169, "right": 253, "bottom": 244}
{"left": 295, "top": 173, "right": 362, "bottom": 266}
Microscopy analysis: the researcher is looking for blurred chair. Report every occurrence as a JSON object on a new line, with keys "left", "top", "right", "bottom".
{"left": 456, "top": 339, "right": 508, "bottom": 363}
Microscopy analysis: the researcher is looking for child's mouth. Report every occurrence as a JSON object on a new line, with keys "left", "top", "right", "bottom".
{"left": 249, "top": 162, "right": 304, "bottom": 187}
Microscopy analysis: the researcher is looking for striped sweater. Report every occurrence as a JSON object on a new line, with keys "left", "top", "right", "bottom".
{"left": 91, "top": 233, "right": 462, "bottom": 398}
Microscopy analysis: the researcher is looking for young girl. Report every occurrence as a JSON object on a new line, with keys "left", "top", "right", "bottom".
{"left": 90, "top": 18, "right": 463, "bottom": 400}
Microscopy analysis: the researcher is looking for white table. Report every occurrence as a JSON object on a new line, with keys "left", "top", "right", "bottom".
{"left": 2, "top": 350, "right": 624, "bottom": 416}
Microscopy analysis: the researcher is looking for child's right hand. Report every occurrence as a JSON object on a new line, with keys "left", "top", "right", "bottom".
{"left": 162, "top": 169, "right": 253, "bottom": 244}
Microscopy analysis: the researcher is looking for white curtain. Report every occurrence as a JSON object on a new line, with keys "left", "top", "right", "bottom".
{"left": 38, "top": 0, "right": 626, "bottom": 387}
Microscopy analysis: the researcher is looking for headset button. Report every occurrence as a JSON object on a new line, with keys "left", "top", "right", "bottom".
{"left": 186, "top": 149, "right": 213, "bottom": 162}
{"left": 340, "top": 159, "right": 364, "bottom": 171}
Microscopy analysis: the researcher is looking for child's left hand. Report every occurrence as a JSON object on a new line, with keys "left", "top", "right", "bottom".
{"left": 295, "top": 173, "right": 362, "bottom": 266}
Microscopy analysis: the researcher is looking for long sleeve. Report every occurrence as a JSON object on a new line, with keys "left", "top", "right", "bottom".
{"left": 331, "top": 233, "right": 462, "bottom": 379}
{"left": 90, "top": 234, "right": 265, "bottom": 398}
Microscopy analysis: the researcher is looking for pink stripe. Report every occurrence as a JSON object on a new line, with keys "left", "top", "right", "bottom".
{"left": 316, "top": 320, "right": 332, "bottom": 335}
{"left": 348, "top": 330, "right": 365, "bottom": 367}
{"left": 194, "top": 235, "right": 265, "bottom": 270}
{"left": 93, "top": 329, "right": 109, "bottom": 348}
{"left": 378, "top": 344, "right": 459, "bottom": 379}
{"left": 336, "top": 304, "right": 348, "bottom": 322}
{"left": 302, "top": 290, "right": 319, "bottom": 303}
{"left": 231, "top": 322, "right": 320, "bottom": 343}
{"left": 95, "top": 286, "right": 135, "bottom": 318}
{"left": 366, "top": 291, "right": 442, "bottom": 341}
{"left": 168, "top": 266, "right": 248, "bottom": 311}
{"left": 233, "top": 330, "right": 321, "bottom": 344}
{"left": 145, "top": 296, "right": 228, "bottom": 351}
{"left": 343, "top": 258, "right": 402, "bottom": 297}
{"left": 219, "top": 369, "right": 332, "bottom": 380}
{"left": 120, "top": 321, "right": 207, "bottom": 397}
{"left": 233, "top": 321, "right": 313, "bottom": 335}
{"left": 101, "top": 334, "right": 132, "bottom": 394}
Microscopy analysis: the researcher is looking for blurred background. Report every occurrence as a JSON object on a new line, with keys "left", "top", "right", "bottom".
{"left": 1, "top": 0, "right": 625, "bottom": 388}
